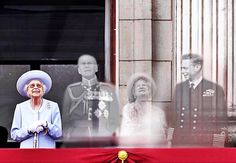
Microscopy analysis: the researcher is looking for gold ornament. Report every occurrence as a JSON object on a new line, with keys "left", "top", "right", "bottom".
{"left": 118, "top": 150, "right": 128, "bottom": 163}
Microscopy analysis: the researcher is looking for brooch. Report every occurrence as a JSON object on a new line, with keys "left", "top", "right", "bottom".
{"left": 47, "top": 102, "right": 51, "bottom": 110}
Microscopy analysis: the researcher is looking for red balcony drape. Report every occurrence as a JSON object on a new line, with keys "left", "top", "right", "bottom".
{"left": 0, "top": 148, "right": 236, "bottom": 163}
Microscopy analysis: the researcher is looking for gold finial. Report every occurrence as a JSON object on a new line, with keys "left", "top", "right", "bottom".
{"left": 118, "top": 150, "right": 128, "bottom": 163}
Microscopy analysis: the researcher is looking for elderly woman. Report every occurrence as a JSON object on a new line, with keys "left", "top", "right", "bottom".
{"left": 11, "top": 70, "right": 62, "bottom": 148}
{"left": 119, "top": 73, "right": 168, "bottom": 147}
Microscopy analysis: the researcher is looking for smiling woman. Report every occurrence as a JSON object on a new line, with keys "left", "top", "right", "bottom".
{"left": 11, "top": 70, "right": 62, "bottom": 148}
{"left": 119, "top": 73, "right": 168, "bottom": 147}
{"left": 26, "top": 80, "right": 44, "bottom": 99}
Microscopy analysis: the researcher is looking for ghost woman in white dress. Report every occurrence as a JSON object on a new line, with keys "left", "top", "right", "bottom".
{"left": 11, "top": 70, "right": 62, "bottom": 148}
{"left": 119, "top": 73, "right": 168, "bottom": 147}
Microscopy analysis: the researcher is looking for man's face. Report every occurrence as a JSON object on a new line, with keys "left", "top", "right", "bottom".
{"left": 181, "top": 59, "right": 201, "bottom": 80}
{"left": 78, "top": 55, "right": 98, "bottom": 79}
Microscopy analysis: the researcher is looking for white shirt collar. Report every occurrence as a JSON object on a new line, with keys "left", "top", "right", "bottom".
{"left": 189, "top": 76, "right": 203, "bottom": 89}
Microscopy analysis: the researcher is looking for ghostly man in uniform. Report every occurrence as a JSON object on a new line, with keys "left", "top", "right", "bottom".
{"left": 62, "top": 54, "right": 119, "bottom": 138}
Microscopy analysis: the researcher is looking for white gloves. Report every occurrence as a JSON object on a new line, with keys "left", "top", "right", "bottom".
{"left": 38, "top": 120, "right": 48, "bottom": 128}
{"left": 28, "top": 120, "right": 48, "bottom": 134}
{"left": 35, "top": 126, "right": 44, "bottom": 133}
{"left": 28, "top": 122, "right": 41, "bottom": 134}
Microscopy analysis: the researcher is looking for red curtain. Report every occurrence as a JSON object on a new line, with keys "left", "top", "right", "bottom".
{"left": 0, "top": 148, "right": 236, "bottom": 163}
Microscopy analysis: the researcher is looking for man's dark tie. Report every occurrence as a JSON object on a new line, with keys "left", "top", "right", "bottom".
{"left": 190, "top": 83, "right": 194, "bottom": 89}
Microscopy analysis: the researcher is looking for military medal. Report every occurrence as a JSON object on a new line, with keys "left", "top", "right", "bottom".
{"left": 103, "top": 110, "right": 109, "bottom": 118}
{"left": 94, "top": 109, "right": 102, "bottom": 118}
{"left": 98, "top": 101, "right": 106, "bottom": 110}
{"left": 94, "top": 101, "right": 109, "bottom": 119}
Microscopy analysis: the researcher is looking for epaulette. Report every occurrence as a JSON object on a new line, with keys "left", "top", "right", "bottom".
{"left": 67, "top": 82, "right": 83, "bottom": 99}
{"left": 67, "top": 82, "right": 82, "bottom": 89}
{"left": 99, "top": 82, "right": 115, "bottom": 90}
{"left": 99, "top": 82, "right": 113, "bottom": 87}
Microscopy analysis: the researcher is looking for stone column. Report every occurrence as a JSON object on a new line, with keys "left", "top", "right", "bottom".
{"left": 119, "top": 0, "right": 152, "bottom": 108}
{"left": 152, "top": 0, "right": 173, "bottom": 111}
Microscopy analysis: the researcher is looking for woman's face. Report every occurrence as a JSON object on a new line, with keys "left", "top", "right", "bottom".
{"left": 133, "top": 79, "right": 151, "bottom": 99}
{"left": 27, "top": 80, "right": 44, "bottom": 98}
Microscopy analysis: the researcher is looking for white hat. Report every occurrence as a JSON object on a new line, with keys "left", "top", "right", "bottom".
{"left": 16, "top": 70, "right": 52, "bottom": 97}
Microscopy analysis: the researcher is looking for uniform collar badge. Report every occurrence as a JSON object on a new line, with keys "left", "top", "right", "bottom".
{"left": 82, "top": 76, "right": 98, "bottom": 87}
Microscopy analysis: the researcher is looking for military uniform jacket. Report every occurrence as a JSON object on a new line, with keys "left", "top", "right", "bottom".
{"left": 62, "top": 81, "right": 119, "bottom": 138}
{"left": 170, "top": 78, "right": 227, "bottom": 146}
